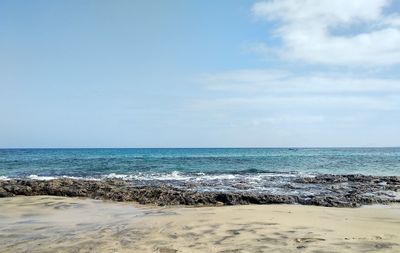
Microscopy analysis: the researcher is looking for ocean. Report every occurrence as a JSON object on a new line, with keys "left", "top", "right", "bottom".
{"left": 1, "top": 148, "right": 400, "bottom": 199}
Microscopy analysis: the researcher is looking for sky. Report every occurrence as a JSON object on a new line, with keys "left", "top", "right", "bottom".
{"left": 1, "top": 0, "right": 400, "bottom": 148}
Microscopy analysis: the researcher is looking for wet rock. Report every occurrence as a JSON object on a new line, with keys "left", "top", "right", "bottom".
{"left": 0, "top": 174, "right": 399, "bottom": 208}
{"left": 0, "top": 187, "right": 14, "bottom": 197}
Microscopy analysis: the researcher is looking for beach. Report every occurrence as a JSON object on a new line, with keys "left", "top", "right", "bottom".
{"left": 1, "top": 149, "right": 400, "bottom": 252}
{"left": 2, "top": 0, "right": 400, "bottom": 251}
{"left": 1, "top": 196, "right": 400, "bottom": 253}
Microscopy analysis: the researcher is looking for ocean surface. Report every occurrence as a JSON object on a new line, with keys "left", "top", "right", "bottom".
{"left": 1, "top": 148, "right": 400, "bottom": 194}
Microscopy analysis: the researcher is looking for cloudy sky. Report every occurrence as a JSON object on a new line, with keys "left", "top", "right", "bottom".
{"left": 1, "top": 0, "right": 400, "bottom": 147}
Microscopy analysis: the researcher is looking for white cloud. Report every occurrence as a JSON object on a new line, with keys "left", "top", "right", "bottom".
{"left": 251, "top": 0, "right": 400, "bottom": 66}
{"left": 191, "top": 95, "right": 400, "bottom": 111}
{"left": 201, "top": 69, "right": 400, "bottom": 94}
{"left": 193, "top": 69, "right": 400, "bottom": 115}
{"left": 248, "top": 114, "right": 362, "bottom": 127}
{"left": 250, "top": 115, "right": 325, "bottom": 126}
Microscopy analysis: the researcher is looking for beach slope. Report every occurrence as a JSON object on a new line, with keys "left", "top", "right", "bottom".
{"left": 1, "top": 196, "right": 400, "bottom": 253}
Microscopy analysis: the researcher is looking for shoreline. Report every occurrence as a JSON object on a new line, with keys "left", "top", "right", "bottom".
{"left": 1, "top": 196, "right": 400, "bottom": 252}
{"left": 1, "top": 173, "right": 399, "bottom": 208}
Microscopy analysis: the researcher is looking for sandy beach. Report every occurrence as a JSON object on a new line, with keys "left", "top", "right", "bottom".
{"left": 2, "top": 0, "right": 400, "bottom": 252}
{"left": 1, "top": 196, "right": 399, "bottom": 253}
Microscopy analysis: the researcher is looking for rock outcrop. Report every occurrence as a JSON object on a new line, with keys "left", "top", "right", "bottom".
{"left": 1, "top": 174, "right": 399, "bottom": 208}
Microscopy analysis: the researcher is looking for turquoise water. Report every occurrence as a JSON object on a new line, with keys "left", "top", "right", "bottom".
{"left": 1, "top": 148, "right": 399, "bottom": 193}
{"left": 1, "top": 148, "right": 399, "bottom": 179}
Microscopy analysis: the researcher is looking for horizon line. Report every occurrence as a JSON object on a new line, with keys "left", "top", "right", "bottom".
{"left": 1, "top": 146, "right": 399, "bottom": 149}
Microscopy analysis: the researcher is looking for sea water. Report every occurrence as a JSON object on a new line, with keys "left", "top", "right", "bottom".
{"left": 1, "top": 148, "right": 399, "bottom": 193}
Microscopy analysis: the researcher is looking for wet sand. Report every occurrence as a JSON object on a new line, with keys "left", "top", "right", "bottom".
{"left": 1, "top": 196, "right": 400, "bottom": 253}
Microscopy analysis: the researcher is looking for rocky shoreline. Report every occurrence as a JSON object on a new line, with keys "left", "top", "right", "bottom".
{"left": 1, "top": 174, "right": 399, "bottom": 207}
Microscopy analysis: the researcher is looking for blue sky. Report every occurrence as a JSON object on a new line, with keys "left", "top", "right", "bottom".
{"left": 1, "top": 0, "right": 400, "bottom": 148}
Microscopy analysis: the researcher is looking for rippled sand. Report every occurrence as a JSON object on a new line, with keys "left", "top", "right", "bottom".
{"left": 1, "top": 196, "right": 400, "bottom": 253}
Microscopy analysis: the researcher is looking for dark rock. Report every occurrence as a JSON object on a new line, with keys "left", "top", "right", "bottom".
{"left": 0, "top": 174, "right": 399, "bottom": 208}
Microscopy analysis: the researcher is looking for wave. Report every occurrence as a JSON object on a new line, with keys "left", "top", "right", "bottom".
{"left": 101, "top": 170, "right": 309, "bottom": 181}
{"left": 102, "top": 171, "right": 195, "bottom": 181}
{"left": 0, "top": 171, "right": 320, "bottom": 195}
{"left": 215, "top": 168, "right": 300, "bottom": 175}
{"left": 25, "top": 175, "right": 100, "bottom": 181}
{"left": 0, "top": 170, "right": 314, "bottom": 183}
{"left": 27, "top": 175, "right": 57, "bottom": 180}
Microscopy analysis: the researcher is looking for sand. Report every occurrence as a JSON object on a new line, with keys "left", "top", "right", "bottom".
{"left": 1, "top": 196, "right": 399, "bottom": 253}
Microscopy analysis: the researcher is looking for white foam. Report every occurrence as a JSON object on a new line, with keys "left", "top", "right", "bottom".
{"left": 26, "top": 175, "right": 100, "bottom": 181}
{"left": 61, "top": 175, "right": 99, "bottom": 181}
{"left": 103, "top": 173, "right": 129, "bottom": 179}
{"left": 28, "top": 175, "right": 56, "bottom": 180}
{"left": 101, "top": 171, "right": 302, "bottom": 185}
{"left": 123, "top": 171, "right": 193, "bottom": 181}
{"left": 194, "top": 174, "right": 237, "bottom": 180}
{"left": 0, "top": 176, "right": 10, "bottom": 180}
